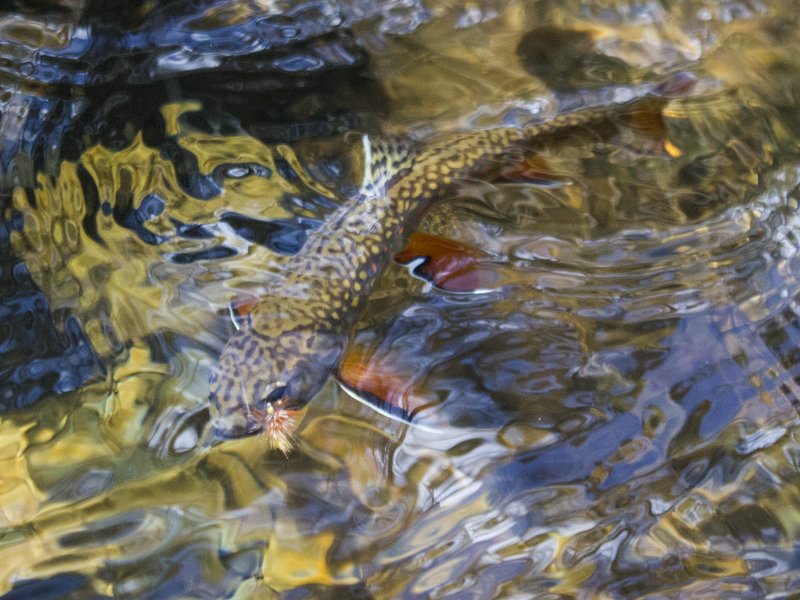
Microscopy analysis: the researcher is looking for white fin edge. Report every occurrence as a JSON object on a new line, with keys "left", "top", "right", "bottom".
{"left": 335, "top": 379, "right": 442, "bottom": 434}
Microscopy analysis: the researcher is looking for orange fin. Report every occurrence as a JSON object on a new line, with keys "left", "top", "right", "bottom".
{"left": 394, "top": 232, "right": 503, "bottom": 293}
{"left": 336, "top": 341, "right": 436, "bottom": 427}
{"left": 228, "top": 293, "right": 259, "bottom": 330}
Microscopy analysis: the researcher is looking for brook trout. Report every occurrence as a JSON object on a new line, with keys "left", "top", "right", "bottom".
{"left": 209, "top": 74, "right": 694, "bottom": 451}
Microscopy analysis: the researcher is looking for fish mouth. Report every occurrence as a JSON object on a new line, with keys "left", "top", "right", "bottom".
{"left": 212, "top": 395, "right": 304, "bottom": 453}
{"left": 213, "top": 415, "right": 265, "bottom": 439}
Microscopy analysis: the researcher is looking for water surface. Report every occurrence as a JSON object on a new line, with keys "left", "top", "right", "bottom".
{"left": 2, "top": 0, "right": 800, "bottom": 598}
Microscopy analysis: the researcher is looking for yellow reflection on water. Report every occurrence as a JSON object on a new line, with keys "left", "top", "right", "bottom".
{"left": 3, "top": 0, "right": 800, "bottom": 597}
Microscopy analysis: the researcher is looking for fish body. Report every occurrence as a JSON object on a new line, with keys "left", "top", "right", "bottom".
{"left": 209, "top": 76, "right": 693, "bottom": 446}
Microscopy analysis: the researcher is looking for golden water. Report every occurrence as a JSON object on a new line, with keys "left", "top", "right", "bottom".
{"left": 2, "top": 0, "right": 800, "bottom": 597}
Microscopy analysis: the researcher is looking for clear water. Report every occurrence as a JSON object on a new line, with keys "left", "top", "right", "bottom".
{"left": 2, "top": 0, "right": 800, "bottom": 598}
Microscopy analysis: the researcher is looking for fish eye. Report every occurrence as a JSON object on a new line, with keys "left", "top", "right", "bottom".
{"left": 263, "top": 383, "right": 287, "bottom": 405}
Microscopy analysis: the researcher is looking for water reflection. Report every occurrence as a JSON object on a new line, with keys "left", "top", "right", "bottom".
{"left": 2, "top": 0, "right": 800, "bottom": 598}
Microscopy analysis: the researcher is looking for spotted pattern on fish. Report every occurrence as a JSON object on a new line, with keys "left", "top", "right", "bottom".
{"left": 209, "top": 95, "right": 672, "bottom": 443}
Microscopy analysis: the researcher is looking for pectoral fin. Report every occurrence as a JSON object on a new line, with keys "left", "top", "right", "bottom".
{"left": 228, "top": 293, "right": 259, "bottom": 331}
{"left": 335, "top": 341, "right": 439, "bottom": 432}
{"left": 394, "top": 232, "right": 506, "bottom": 293}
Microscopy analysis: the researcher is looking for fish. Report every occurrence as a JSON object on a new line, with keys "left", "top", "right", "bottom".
{"left": 208, "top": 73, "right": 696, "bottom": 451}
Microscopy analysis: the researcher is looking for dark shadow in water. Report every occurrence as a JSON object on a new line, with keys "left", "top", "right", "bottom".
{"left": 0, "top": 572, "right": 110, "bottom": 600}
{"left": 0, "top": 210, "right": 100, "bottom": 411}
{"left": 0, "top": 0, "right": 392, "bottom": 188}
{"left": 0, "top": 0, "right": 398, "bottom": 410}
{"left": 516, "top": 26, "right": 630, "bottom": 91}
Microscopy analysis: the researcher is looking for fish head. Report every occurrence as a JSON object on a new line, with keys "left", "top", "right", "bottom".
{"left": 209, "top": 313, "right": 344, "bottom": 451}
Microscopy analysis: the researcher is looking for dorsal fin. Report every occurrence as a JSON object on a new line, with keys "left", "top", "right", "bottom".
{"left": 359, "top": 134, "right": 418, "bottom": 197}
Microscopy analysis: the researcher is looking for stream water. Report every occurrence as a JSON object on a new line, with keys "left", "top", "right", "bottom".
{"left": 2, "top": 1, "right": 800, "bottom": 598}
